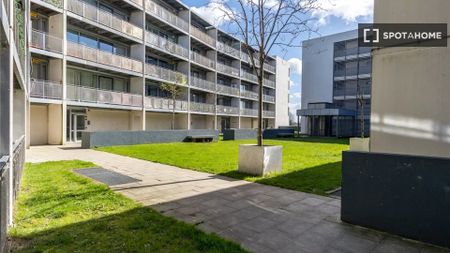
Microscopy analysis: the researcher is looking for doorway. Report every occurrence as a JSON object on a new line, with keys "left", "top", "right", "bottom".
{"left": 67, "top": 109, "right": 87, "bottom": 142}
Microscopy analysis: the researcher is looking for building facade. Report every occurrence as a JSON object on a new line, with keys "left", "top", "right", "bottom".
{"left": 0, "top": 0, "right": 29, "bottom": 250}
{"left": 298, "top": 30, "right": 372, "bottom": 137}
{"left": 28, "top": 0, "right": 290, "bottom": 145}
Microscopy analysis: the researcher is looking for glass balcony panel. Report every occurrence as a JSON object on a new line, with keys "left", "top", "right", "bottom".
{"left": 30, "top": 80, "right": 63, "bottom": 99}
{"left": 31, "top": 29, "right": 63, "bottom": 53}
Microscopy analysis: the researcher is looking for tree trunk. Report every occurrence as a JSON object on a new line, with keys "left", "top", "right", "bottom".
{"left": 172, "top": 98, "right": 176, "bottom": 130}
{"left": 257, "top": 75, "right": 263, "bottom": 146}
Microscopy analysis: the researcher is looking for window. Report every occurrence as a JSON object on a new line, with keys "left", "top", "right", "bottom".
{"left": 67, "top": 30, "right": 79, "bottom": 43}
{"left": 99, "top": 40, "right": 113, "bottom": 53}
{"left": 79, "top": 33, "right": 97, "bottom": 49}
{"left": 99, "top": 76, "right": 113, "bottom": 90}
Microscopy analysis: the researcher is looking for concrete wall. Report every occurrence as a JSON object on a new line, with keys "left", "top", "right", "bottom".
{"left": 47, "top": 104, "right": 63, "bottom": 144}
{"left": 86, "top": 109, "right": 131, "bottom": 132}
{"left": 30, "top": 105, "right": 48, "bottom": 145}
{"left": 146, "top": 112, "right": 188, "bottom": 130}
{"left": 370, "top": 0, "right": 450, "bottom": 158}
{"left": 240, "top": 118, "right": 257, "bottom": 129}
{"left": 275, "top": 57, "right": 290, "bottom": 127}
{"left": 190, "top": 115, "right": 214, "bottom": 129}
{"left": 300, "top": 30, "right": 357, "bottom": 133}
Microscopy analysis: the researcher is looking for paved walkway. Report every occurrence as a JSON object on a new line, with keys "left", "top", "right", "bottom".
{"left": 27, "top": 145, "right": 449, "bottom": 253}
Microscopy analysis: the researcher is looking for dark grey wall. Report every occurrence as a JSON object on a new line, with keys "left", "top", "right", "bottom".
{"left": 263, "top": 128, "right": 295, "bottom": 138}
{"left": 342, "top": 151, "right": 450, "bottom": 249}
{"left": 82, "top": 129, "right": 219, "bottom": 148}
{"left": 223, "top": 129, "right": 256, "bottom": 140}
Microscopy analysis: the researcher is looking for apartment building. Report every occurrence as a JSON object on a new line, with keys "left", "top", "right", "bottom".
{"left": 0, "top": 0, "right": 29, "bottom": 250}
{"left": 298, "top": 30, "right": 372, "bottom": 137}
{"left": 28, "top": 0, "right": 290, "bottom": 145}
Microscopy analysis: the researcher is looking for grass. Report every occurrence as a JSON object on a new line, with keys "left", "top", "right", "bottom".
{"left": 97, "top": 137, "right": 349, "bottom": 195}
{"left": 9, "top": 160, "right": 247, "bottom": 253}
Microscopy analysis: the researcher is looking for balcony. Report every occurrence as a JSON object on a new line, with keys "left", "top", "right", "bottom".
{"left": 217, "top": 105, "right": 239, "bottom": 115}
{"left": 241, "top": 108, "right": 258, "bottom": 117}
{"left": 67, "top": 84, "right": 143, "bottom": 107}
{"left": 145, "top": 96, "right": 188, "bottom": 111}
{"left": 145, "top": 64, "right": 188, "bottom": 85}
{"left": 264, "top": 64, "right": 276, "bottom": 73}
{"left": 190, "top": 26, "right": 216, "bottom": 48}
{"left": 217, "top": 62, "right": 240, "bottom": 77}
{"left": 67, "top": 0, "right": 143, "bottom": 40}
{"left": 264, "top": 79, "right": 275, "bottom": 88}
{"left": 145, "top": 0, "right": 188, "bottom": 32}
{"left": 190, "top": 102, "right": 215, "bottom": 114}
{"left": 263, "top": 94, "right": 275, "bottom": 103}
{"left": 217, "top": 84, "right": 240, "bottom": 97}
{"left": 30, "top": 79, "right": 63, "bottom": 100}
{"left": 67, "top": 41, "right": 143, "bottom": 73}
{"left": 263, "top": 110, "right": 275, "bottom": 118}
{"left": 241, "top": 53, "right": 260, "bottom": 66}
{"left": 190, "top": 76, "right": 216, "bottom": 92}
{"left": 34, "top": 0, "right": 63, "bottom": 9}
{"left": 30, "top": 29, "right": 63, "bottom": 54}
{"left": 241, "top": 90, "right": 258, "bottom": 100}
{"left": 241, "top": 71, "right": 258, "bottom": 83}
{"left": 190, "top": 51, "right": 215, "bottom": 69}
{"left": 125, "top": 0, "right": 142, "bottom": 8}
{"left": 217, "top": 41, "right": 240, "bottom": 58}
{"left": 146, "top": 31, "right": 189, "bottom": 59}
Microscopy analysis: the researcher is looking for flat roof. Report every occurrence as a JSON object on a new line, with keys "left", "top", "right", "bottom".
{"left": 297, "top": 108, "right": 357, "bottom": 117}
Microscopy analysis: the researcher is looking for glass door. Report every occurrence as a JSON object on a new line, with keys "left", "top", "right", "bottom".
{"left": 67, "top": 109, "right": 87, "bottom": 142}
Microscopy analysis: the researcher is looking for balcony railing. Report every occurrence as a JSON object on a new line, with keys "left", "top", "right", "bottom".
{"left": 190, "top": 102, "right": 215, "bottom": 113}
{"left": 217, "top": 62, "right": 240, "bottom": 77}
{"left": 241, "top": 90, "right": 258, "bottom": 100}
{"left": 126, "top": 0, "right": 142, "bottom": 8}
{"left": 241, "top": 108, "right": 258, "bottom": 116}
{"left": 146, "top": 31, "right": 189, "bottom": 59}
{"left": 67, "top": 41, "right": 143, "bottom": 73}
{"left": 190, "top": 26, "right": 216, "bottom": 48}
{"left": 67, "top": 84, "right": 143, "bottom": 107}
{"left": 190, "top": 51, "right": 215, "bottom": 69}
{"left": 36, "top": 0, "right": 63, "bottom": 8}
{"left": 30, "top": 29, "right": 63, "bottom": 53}
{"left": 263, "top": 94, "right": 275, "bottom": 103}
{"left": 145, "top": 96, "right": 188, "bottom": 111}
{"left": 217, "top": 84, "right": 240, "bottom": 96}
{"left": 264, "top": 64, "right": 276, "bottom": 73}
{"left": 217, "top": 105, "right": 238, "bottom": 115}
{"left": 241, "top": 71, "right": 258, "bottom": 83}
{"left": 241, "top": 53, "right": 260, "bottom": 66}
{"left": 190, "top": 76, "right": 216, "bottom": 92}
{"left": 217, "top": 41, "right": 240, "bottom": 58}
{"left": 263, "top": 110, "right": 275, "bottom": 118}
{"left": 67, "top": 0, "right": 143, "bottom": 40}
{"left": 145, "top": 64, "right": 188, "bottom": 85}
{"left": 145, "top": 0, "right": 188, "bottom": 32}
{"left": 30, "top": 79, "right": 63, "bottom": 99}
{"left": 264, "top": 79, "right": 275, "bottom": 88}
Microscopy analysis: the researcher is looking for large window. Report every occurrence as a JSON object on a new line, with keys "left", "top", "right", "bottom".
{"left": 67, "top": 29, "right": 128, "bottom": 56}
{"left": 67, "top": 68, "right": 129, "bottom": 91}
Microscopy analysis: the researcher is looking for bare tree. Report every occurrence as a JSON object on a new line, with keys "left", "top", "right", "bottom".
{"left": 160, "top": 83, "right": 182, "bottom": 130}
{"left": 218, "top": 0, "right": 320, "bottom": 146}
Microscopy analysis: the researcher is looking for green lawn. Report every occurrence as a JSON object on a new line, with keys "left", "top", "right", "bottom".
{"left": 98, "top": 137, "right": 349, "bottom": 195}
{"left": 10, "top": 160, "right": 247, "bottom": 253}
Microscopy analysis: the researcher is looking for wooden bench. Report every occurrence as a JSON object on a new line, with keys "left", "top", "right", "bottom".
{"left": 277, "top": 133, "right": 294, "bottom": 138}
{"left": 185, "top": 135, "right": 215, "bottom": 143}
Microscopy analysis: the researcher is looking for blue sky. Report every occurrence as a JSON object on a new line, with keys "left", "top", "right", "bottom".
{"left": 183, "top": 0, "right": 374, "bottom": 115}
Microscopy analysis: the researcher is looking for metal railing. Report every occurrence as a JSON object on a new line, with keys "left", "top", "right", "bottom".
{"left": 36, "top": 0, "right": 63, "bottom": 8}
{"left": 30, "top": 79, "right": 63, "bottom": 99}
{"left": 145, "top": 64, "right": 188, "bottom": 85}
{"left": 67, "top": 84, "right": 143, "bottom": 107}
{"left": 125, "top": 0, "right": 142, "bottom": 8}
{"left": 217, "top": 105, "right": 239, "bottom": 115}
{"left": 263, "top": 110, "right": 275, "bottom": 117}
{"left": 190, "top": 51, "right": 215, "bottom": 69}
{"left": 190, "top": 25, "right": 216, "bottom": 47}
{"left": 241, "top": 108, "right": 258, "bottom": 116}
{"left": 67, "top": 41, "right": 143, "bottom": 73}
{"left": 241, "top": 71, "right": 258, "bottom": 83}
{"left": 217, "top": 62, "right": 239, "bottom": 77}
{"left": 264, "top": 64, "right": 276, "bottom": 73}
{"left": 31, "top": 29, "right": 63, "bottom": 53}
{"left": 217, "top": 41, "right": 240, "bottom": 58}
{"left": 12, "top": 136, "right": 25, "bottom": 199}
{"left": 264, "top": 79, "right": 276, "bottom": 88}
{"left": 145, "top": 96, "right": 188, "bottom": 111}
{"left": 146, "top": 31, "right": 189, "bottom": 59}
{"left": 241, "top": 90, "right": 258, "bottom": 100}
{"left": 0, "top": 155, "right": 10, "bottom": 252}
{"left": 67, "top": 0, "right": 143, "bottom": 40}
{"left": 145, "top": 0, "right": 188, "bottom": 32}
{"left": 190, "top": 76, "right": 216, "bottom": 92}
{"left": 263, "top": 94, "right": 275, "bottom": 103}
{"left": 241, "top": 53, "right": 260, "bottom": 66}
{"left": 190, "top": 102, "right": 215, "bottom": 113}
{"left": 217, "top": 84, "right": 240, "bottom": 96}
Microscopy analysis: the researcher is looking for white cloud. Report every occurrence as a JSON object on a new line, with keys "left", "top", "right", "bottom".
{"left": 191, "top": 0, "right": 231, "bottom": 26}
{"left": 288, "top": 58, "right": 302, "bottom": 75}
{"left": 313, "top": 0, "right": 373, "bottom": 25}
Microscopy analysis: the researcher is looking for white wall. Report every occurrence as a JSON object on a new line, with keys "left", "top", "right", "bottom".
{"left": 275, "top": 57, "right": 290, "bottom": 127}
{"left": 241, "top": 117, "right": 257, "bottom": 129}
{"left": 190, "top": 115, "right": 214, "bottom": 129}
{"left": 370, "top": 0, "right": 450, "bottom": 158}
{"left": 30, "top": 105, "right": 48, "bottom": 145}
{"left": 146, "top": 112, "right": 188, "bottom": 130}
{"left": 300, "top": 30, "right": 357, "bottom": 133}
{"left": 86, "top": 109, "right": 131, "bottom": 131}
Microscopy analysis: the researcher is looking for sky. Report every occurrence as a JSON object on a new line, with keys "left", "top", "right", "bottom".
{"left": 182, "top": 0, "right": 374, "bottom": 116}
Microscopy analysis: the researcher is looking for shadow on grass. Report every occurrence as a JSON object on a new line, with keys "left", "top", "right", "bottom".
{"left": 11, "top": 207, "right": 246, "bottom": 253}
{"left": 219, "top": 161, "right": 342, "bottom": 195}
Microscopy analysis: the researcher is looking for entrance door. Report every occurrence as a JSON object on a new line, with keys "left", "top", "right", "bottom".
{"left": 220, "top": 117, "right": 230, "bottom": 133}
{"left": 67, "top": 110, "right": 87, "bottom": 142}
